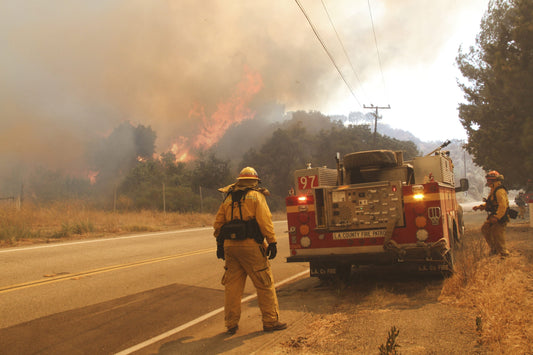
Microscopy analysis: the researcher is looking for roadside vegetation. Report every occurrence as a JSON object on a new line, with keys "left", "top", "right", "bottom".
{"left": 0, "top": 201, "right": 214, "bottom": 246}
{"left": 0, "top": 201, "right": 287, "bottom": 246}
{"left": 440, "top": 220, "right": 533, "bottom": 354}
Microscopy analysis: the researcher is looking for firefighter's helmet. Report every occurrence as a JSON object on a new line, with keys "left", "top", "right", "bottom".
{"left": 237, "top": 167, "right": 260, "bottom": 181}
{"left": 485, "top": 170, "right": 504, "bottom": 182}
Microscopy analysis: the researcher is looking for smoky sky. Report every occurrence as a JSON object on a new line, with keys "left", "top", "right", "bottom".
{"left": 0, "top": 0, "right": 484, "bottom": 175}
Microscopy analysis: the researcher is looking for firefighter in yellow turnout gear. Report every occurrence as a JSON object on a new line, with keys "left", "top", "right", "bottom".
{"left": 213, "top": 167, "right": 287, "bottom": 335}
{"left": 473, "top": 171, "right": 510, "bottom": 257}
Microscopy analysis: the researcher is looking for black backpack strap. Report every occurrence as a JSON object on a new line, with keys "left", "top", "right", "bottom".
{"left": 230, "top": 188, "right": 250, "bottom": 220}
{"left": 224, "top": 188, "right": 234, "bottom": 220}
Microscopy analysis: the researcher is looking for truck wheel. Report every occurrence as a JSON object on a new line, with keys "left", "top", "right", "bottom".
{"left": 336, "top": 264, "right": 351, "bottom": 281}
{"left": 343, "top": 150, "right": 397, "bottom": 170}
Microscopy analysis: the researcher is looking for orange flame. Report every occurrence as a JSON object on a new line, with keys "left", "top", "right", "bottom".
{"left": 170, "top": 137, "right": 193, "bottom": 162}
{"left": 193, "top": 66, "right": 263, "bottom": 150}
{"left": 168, "top": 66, "right": 263, "bottom": 161}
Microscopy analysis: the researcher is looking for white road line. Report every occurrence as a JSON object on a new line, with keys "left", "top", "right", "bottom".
{"left": 0, "top": 220, "right": 287, "bottom": 253}
{"left": 114, "top": 269, "right": 309, "bottom": 355}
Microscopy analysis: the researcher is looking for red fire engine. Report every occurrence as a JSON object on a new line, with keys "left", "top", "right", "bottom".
{"left": 285, "top": 142, "right": 469, "bottom": 277}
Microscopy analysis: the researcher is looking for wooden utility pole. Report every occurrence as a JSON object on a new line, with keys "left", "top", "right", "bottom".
{"left": 19, "top": 182, "right": 23, "bottom": 209}
{"left": 199, "top": 186, "right": 203, "bottom": 213}
{"left": 113, "top": 184, "right": 117, "bottom": 213}
{"left": 162, "top": 182, "right": 166, "bottom": 213}
{"left": 363, "top": 104, "right": 390, "bottom": 147}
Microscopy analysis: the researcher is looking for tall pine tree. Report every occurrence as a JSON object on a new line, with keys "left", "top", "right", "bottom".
{"left": 457, "top": 0, "right": 533, "bottom": 188}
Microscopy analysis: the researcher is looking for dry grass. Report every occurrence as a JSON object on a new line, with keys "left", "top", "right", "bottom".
{"left": 0, "top": 202, "right": 288, "bottom": 247}
{"left": 0, "top": 201, "right": 212, "bottom": 246}
{"left": 440, "top": 221, "right": 533, "bottom": 354}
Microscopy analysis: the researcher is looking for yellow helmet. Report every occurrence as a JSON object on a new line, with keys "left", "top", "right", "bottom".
{"left": 237, "top": 167, "right": 260, "bottom": 180}
{"left": 486, "top": 170, "right": 504, "bottom": 182}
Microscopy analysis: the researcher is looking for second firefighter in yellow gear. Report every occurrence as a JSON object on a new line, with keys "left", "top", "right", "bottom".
{"left": 473, "top": 170, "right": 510, "bottom": 256}
{"left": 213, "top": 167, "right": 287, "bottom": 334}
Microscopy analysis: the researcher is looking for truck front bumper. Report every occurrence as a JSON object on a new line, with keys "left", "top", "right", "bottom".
{"left": 286, "top": 238, "right": 450, "bottom": 266}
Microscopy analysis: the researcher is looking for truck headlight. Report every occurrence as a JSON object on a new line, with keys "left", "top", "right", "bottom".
{"left": 412, "top": 185, "right": 425, "bottom": 200}
{"left": 414, "top": 193, "right": 425, "bottom": 201}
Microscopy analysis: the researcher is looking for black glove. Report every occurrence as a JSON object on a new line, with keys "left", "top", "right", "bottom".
{"left": 217, "top": 244, "right": 225, "bottom": 260}
{"left": 266, "top": 242, "right": 277, "bottom": 260}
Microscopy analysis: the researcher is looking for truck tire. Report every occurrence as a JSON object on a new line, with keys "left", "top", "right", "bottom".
{"left": 343, "top": 150, "right": 397, "bottom": 170}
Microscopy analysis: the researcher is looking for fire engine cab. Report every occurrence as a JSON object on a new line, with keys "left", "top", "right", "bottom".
{"left": 285, "top": 142, "right": 469, "bottom": 277}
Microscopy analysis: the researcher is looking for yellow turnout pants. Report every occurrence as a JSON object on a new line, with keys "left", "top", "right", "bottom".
{"left": 221, "top": 243, "right": 279, "bottom": 329}
{"left": 481, "top": 220, "right": 509, "bottom": 256}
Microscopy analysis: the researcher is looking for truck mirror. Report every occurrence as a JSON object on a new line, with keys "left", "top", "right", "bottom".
{"left": 455, "top": 178, "right": 469, "bottom": 193}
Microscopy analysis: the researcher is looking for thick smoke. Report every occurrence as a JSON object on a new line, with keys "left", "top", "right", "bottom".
{"left": 0, "top": 0, "right": 486, "bottom": 182}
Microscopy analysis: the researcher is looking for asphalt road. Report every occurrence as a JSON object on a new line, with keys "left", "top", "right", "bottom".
{"left": 0, "top": 221, "right": 308, "bottom": 354}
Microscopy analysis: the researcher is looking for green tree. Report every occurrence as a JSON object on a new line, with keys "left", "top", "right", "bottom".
{"left": 160, "top": 152, "right": 188, "bottom": 186}
{"left": 134, "top": 124, "right": 157, "bottom": 159}
{"left": 191, "top": 151, "right": 232, "bottom": 191}
{"left": 457, "top": 0, "right": 533, "bottom": 188}
{"left": 241, "top": 126, "right": 311, "bottom": 200}
{"left": 90, "top": 122, "right": 157, "bottom": 187}
{"left": 117, "top": 152, "right": 224, "bottom": 213}
{"left": 118, "top": 159, "right": 165, "bottom": 210}
{"left": 311, "top": 123, "right": 418, "bottom": 168}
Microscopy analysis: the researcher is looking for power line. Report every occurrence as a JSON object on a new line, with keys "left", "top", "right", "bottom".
{"left": 320, "top": 0, "right": 369, "bottom": 102}
{"left": 365, "top": 1, "right": 391, "bottom": 148}
{"left": 367, "top": 0, "right": 388, "bottom": 102}
{"left": 294, "top": 0, "right": 362, "bottom": 108}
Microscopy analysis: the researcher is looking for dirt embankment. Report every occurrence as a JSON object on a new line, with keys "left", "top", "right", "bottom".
{"left": 269, "top": 216, "right": 532, "bottom": 355}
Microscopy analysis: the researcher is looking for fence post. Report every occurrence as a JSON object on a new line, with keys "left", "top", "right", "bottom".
{"left": 529, "top": 195, "right": 533, "bottom": 227}
{"left": 200, "top": 186, "right": 203, "bottom": 213}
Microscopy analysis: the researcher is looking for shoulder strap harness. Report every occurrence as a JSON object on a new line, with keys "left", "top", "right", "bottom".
{"left": 227, "top": 188, "right": 251, "bottom": 220}
{"left": 486, "top": 185, "right": 507, "bottom": 214}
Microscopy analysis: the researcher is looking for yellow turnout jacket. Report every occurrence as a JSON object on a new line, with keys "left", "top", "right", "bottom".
{"left": 485, "top": 181, "right": 509, "bottom": 221}
{"left": 213, "top": 183, "right": 276, "bottom": 246}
